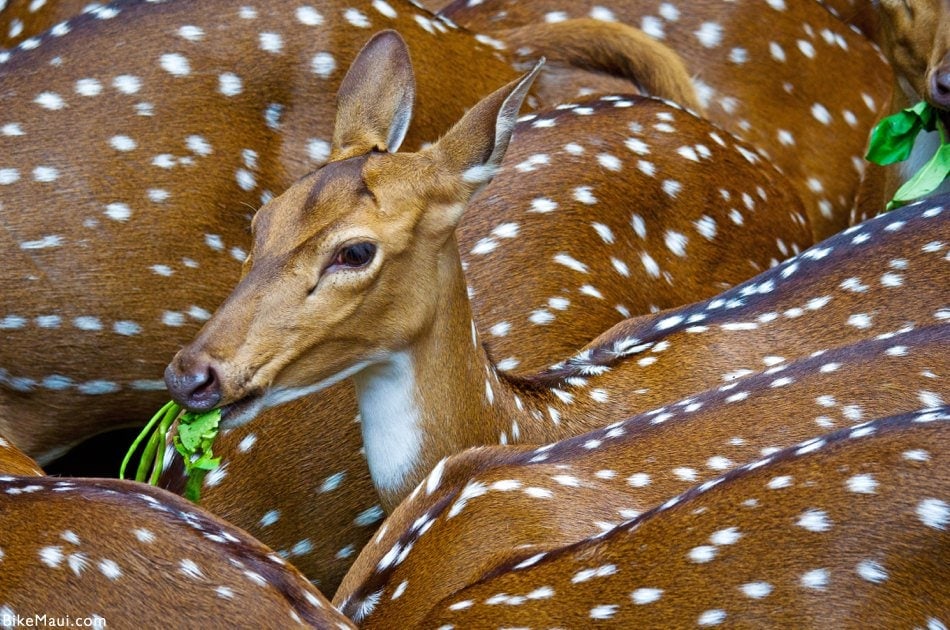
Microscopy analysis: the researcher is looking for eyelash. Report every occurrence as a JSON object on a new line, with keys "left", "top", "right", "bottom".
{"left": 330, "top": 242, "right": 377, "bottom": 269}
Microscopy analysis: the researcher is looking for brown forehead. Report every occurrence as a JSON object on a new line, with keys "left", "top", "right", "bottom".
{"left": 305, "top": 154, "right": 374, "bottom": 210}
{"left": 253, "top": 154, "right": 374, "bottom": 250}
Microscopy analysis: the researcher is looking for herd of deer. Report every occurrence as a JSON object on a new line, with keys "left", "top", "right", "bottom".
{"left": 0, "top": 0, "right": 947, "bottom": 627}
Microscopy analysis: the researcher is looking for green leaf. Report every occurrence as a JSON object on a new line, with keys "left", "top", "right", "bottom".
{"left": 176, "top": 409, "right": 221, "bottom": 451}
{"left": 866, "top": 103, "right": 930, "bottom": 166}
{"left": 865, "top": 101, "right": 950, "bottom": 210}
{"left": 915, "top": 99, "right": 938, "bottom": 132}
{"left": 124, "top": 401, "right": 222, "bottom": 504}
{"left": 888, "top": 141, "right": 950, "bottom": 209}
{"left": 173, "top": 408, "right": 222, "bottom": 502}
{"left": 190, "top": 453, "right": 221, "bottom": 471}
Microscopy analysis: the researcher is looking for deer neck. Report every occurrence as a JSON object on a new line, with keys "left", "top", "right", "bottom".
{"left": 351, "top": 236, "right": 540, "bottom": 509}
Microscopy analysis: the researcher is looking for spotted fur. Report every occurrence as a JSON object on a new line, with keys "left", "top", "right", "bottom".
{"left": 167, "top": 30, "right": 945, "bottom": 597}
{"left": 441, "top": 0, "right": 897, "bottom": 239}
{"left": 0, "top": 476, "right": 355, "bottom": 628}
{"left": 399, "top": 409, "right": 948, "bottom": 627}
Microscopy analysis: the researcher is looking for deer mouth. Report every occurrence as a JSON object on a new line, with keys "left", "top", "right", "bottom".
{"left": 219, "top": 391, "right": 265, "bottom": 429}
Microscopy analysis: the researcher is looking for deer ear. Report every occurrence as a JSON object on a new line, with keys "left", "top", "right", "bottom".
{"left": 431, "top": 60, "right": 543, "bottom": 194}
{"left": 330, "top": 30, "right": 416, "bottom": 161}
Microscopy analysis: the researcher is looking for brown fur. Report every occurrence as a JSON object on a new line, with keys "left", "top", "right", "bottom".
{"left": 0, "top": 430, "right": 43, "bottom": 475}
{"left": 332, "top": 196, "right": 949, "bottom": 623}
{"left": 172, "top": 88, "right": 817, "bottom": 590}
{"left": 339, "top": 409, "right": 948, "bottom": 626}
{"left": 442, "top": 0, "right": 897, "bottom": 239}
{"left": 168, "top": 30, "right": 945, "bottom": 598}
{"left": 499, "top": 19, "right": 702, "bottom": 111}
{"left": 413, "top": 0, "right": 451, "bottom": 12}
{"left": 0, "top": 476, "right": 353, "bottom": 627}
{"left": 821, "top": 0, "right": 882, "bottom": 40}
{"left": 0, "top": 0, "right": 90, "bottom": 48}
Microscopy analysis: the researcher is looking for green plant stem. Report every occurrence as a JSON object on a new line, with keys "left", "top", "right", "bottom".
{"left": 119, "top": 400, "right": 177, "bottom": 480}
{"left": 183, "top": 471, "right": 207, "bottom": 503}
{"left": 148, "top": 404, "right": 181, "bottom": 485}
{"left": 136, "top": 429, "right": 162, "bottom": 482}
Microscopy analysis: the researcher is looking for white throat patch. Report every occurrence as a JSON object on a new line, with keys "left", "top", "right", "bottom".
{"left": 352, "top": 351, "right": 423, "bottom": 496}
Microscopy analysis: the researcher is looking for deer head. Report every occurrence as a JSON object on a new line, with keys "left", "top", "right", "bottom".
{"left": 875, "top": 0, "right": 950, "bottom": 111}
{"left": 165, "top": 30, "right": 542, "bottom": 425}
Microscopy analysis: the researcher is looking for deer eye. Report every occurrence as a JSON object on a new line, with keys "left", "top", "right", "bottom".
{"left": 331, "top": 242, "right": 377, "bottom": 269}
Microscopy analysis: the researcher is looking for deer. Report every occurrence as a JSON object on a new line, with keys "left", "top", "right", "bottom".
{"left": 0, "top": 6, "right": 811, "bottom": 590}
{"left": 451, "top": 94, "right": 811, "bottom": 372}
{"left": 820, "top": 0, "right": 881, "bottom": 40}
{"left": 0, "top": 475, "right": 356, "bottom": 629}
{"left": 164, "top": 23, "right": 948, "bottom": 576}
{"left": 439, "top": 0, "right": 897, "bottom": 240}
{"left": 0, "top": 0, "right": 707, "bottom": 464}
{"left": 335, "top": 228, "right": 950, "bottom": 625}
{"left": 871, "top": 0, "right": 950, "bottom": 112}
{"left": 856, "top": 0, "right": 950, "bottom": 218}
{"left": 0, "top": 0, "right": 704, "bottom": 110}
{"left": 332, "top": 280, "right": 948, "bottom": 621}
{"left": 0, "top": 430, "right": 43, "bottom": 476}
{"left": 162, "top": 84, "right": 815, "bottom": 591}
{"left": 0, "top": 0, "right": 97, "bottom": 49}
{"left": 148, "top": 23, "right": 826, "bottom": 590}
{"left": 336, "top": 406, "right": 949, "bottom": 626}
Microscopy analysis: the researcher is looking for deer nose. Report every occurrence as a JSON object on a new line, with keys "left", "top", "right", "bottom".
{"left": 930, "top": 64, "right": 950, "bottom": 109}
{"left": 165, "top": 358, "right": 222, "bottom": 411}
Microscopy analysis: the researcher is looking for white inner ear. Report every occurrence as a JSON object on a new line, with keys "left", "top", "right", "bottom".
{"left": 386, "top": 95, "right": 413, "bottom": 153}
{"left": 486, "top": 59, "right": 545, "bottom": 167}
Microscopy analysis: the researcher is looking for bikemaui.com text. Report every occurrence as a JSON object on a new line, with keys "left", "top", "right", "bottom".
{"left": 0, "top": 613, "right": 107, "bottom": 628}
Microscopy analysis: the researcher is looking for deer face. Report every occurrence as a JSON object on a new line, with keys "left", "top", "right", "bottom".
{"left": 163, "top": 153, "right": 434, "bottom": 421}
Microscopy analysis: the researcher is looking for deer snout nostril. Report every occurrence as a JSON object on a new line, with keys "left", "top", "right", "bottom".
{"left": 192, "top": 364, "right": 220, "bottom": 398}
{"left": 929, "top": 67, "right": 950, "bottom": 108}
{"left": 165, "top": 360, "right": 223, "bottom": 411}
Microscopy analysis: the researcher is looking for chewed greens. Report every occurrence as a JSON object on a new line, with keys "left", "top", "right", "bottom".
{"left": 866, "top": 101, "right": 950, "bottom": 209}
{"left": 120, "top": 401, "right": 221, "bottom": 502}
